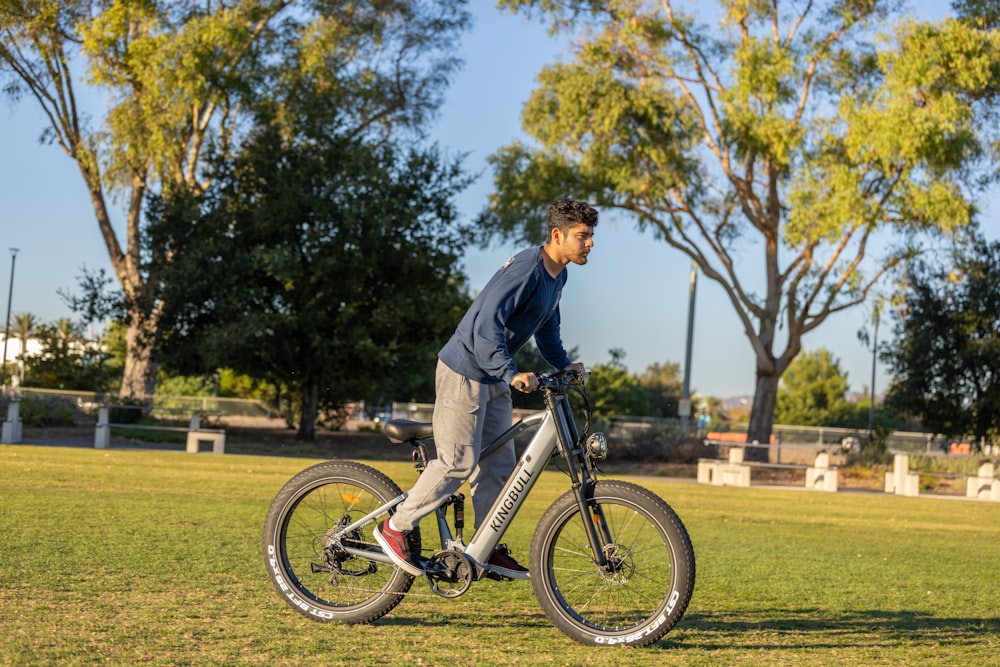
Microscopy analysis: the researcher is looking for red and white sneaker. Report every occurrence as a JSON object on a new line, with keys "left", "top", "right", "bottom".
{"left": 374, "top": 518, "right": 423, "bottom": 576}
{"left": 485, "top": 543, "right": 529, "bottom": 580}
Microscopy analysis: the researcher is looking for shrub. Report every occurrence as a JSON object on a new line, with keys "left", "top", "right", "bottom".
{"left": 109, "top": 401, "right": 145, "bottom": 424}
{"left": 16, "top": 395, "right": 77, "bottom": 428}
{"left": 606, "top": 423, "right": 703, "bottom": 463}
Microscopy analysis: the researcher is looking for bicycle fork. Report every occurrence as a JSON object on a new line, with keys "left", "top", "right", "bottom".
{"left": 576, "top": 484, "right": 620, "bottom": 572}
{"left": 547, "top": 392, "right": 618, "bottom": 573}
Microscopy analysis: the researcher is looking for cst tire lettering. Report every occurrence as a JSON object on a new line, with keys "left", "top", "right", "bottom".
{"left": 592, "top": 613, "right": 668, "bottom": 646}
{"left": 262, "top": 461, "right": 415, "bottom": 624}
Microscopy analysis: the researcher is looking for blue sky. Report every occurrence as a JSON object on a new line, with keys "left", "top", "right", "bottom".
{"left": 0, "top": 1, "right": 995, "bottom": 399}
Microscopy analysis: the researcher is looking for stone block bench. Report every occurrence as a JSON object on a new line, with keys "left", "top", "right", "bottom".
{"left": 94, "top": 405, "right": 226, "bottom": 453}
{"left": 698, "top": 444, "right": 838, "bottom": 492}
{"left": 885, "top": 454, "right": 999, "bottom": 501}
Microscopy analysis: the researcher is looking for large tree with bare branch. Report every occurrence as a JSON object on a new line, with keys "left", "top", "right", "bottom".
{"left": 0, "top": 0, "right": 468, "bottom": 398}
{"left": 482, "top": 0, "right": 1000, "bottom": 447}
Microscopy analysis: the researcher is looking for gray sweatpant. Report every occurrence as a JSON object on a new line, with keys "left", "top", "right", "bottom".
{"left": 390, "top": 360, "right": 516, "bottom": 531}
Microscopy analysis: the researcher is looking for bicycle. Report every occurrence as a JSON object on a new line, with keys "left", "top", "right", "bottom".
{"left": 262, "top": 370, "right": 695, "bottom": 647}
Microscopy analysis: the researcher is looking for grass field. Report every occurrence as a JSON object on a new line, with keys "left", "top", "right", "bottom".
{"left": 1, "top": 444, "right": 998, "bottom": 666}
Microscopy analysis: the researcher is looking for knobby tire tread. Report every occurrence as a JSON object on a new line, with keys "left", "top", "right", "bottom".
{"left": 529, "top": 480, "right": 695, "bottom": 647}
{"left": 262, "top": 460, "right": 414, "bottom": 624}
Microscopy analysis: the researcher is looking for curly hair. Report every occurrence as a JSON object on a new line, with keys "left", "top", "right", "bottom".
{"left": 547, "top": 199, "right": 599, "bottom": 234}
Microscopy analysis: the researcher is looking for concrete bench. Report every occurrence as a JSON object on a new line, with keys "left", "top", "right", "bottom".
{"left": 885, "top": 454, "right": 999, "bottom": 501}
{"left": 966, "top": 462, "right": 1000, "bottom": 501}
{"left": 697, "top": 446, "right": 752, "bottom": 487}
{"left": 697, "top": 446, "right": 838, "bottom": 492}
{"left": 94, "top": 406, "right": 225, "bottom": 453}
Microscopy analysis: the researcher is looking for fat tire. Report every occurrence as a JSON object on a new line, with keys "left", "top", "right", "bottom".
{"left": 262, "top": 460, "right": 415, "bottom": 624}
{"left": 529, "top": 480, "right": 695, "bottom": 647}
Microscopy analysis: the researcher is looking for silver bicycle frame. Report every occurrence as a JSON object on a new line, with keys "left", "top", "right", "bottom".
{"left": 461, "top": 409, "right": 556, "bottom": 567}
{"left": 336, "top": 391, "right": 584, "bottom": 575}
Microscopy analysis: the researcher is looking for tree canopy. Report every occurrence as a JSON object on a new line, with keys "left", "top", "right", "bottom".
{"left": 775, "top": 348, "right": 851, "bottom": 427}
{"left": 150, "top": 100, "right": 473, "bottom": 439}
{"left": 482, "top": 0, "right": 1000, "bottom": 449}
{"left": 641, "top": 360, "right": 684, "bottom": 419}
{"left": 586, "top": 350, "right": 655, "bottom": 419}
{"left": 21, "top": 318, "right": 120, "bottom": 392}
{"left": 0, "top": 0, "right": 470, "bottom": 398}
{"left": 883, "top": 238, "right": 1000, "bottom": 447}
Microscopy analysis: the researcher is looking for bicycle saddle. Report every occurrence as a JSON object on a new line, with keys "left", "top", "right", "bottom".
{"left": 382, "top": 419, "right": 434, "bottom": 444}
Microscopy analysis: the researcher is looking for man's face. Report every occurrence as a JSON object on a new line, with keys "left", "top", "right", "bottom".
{"left": 553, "top": 222, "right": 595, "bottom": 265}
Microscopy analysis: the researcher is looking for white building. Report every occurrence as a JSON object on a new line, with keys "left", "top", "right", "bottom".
{"left": 0, "top": 334, "right": 43, "bottom": 364}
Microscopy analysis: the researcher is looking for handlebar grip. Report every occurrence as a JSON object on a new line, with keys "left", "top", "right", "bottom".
{"left": 513, "top": 380, "right": 527, "bottom": 391}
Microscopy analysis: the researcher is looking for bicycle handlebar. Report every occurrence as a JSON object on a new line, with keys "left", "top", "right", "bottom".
{"left": 513, "top": 369, "right": 586, "bottom": 393}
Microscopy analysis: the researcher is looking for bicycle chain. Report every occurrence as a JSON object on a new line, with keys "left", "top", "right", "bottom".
{"left": 328, "top": 553, "right": 480, "bottom": 599}
{"left": 330, "top": 564, "right": 520, "bottom": 599}
{"left": 330, "top": 576, "right": 459, "bottom": 599}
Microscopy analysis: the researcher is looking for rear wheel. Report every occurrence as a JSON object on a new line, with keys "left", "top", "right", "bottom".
{"left": 529, "top": 481, "right": 695, "bottom": 647}
{"left": 262, "top": 460, "right": 417, "bottom": 624}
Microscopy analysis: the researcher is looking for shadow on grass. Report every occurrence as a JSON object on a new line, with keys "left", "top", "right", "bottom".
{"left": 374, "top": 610, "right": 552, "bottom": 630}
{"left": 668, "top": 609, "right": 999, "bottom": 651}
{"left": 345, "top": 600, "right": 998, "bottom": 651}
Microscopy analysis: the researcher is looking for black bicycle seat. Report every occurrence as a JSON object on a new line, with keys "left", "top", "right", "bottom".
{"left": 383, "top": 419, "right": 434, "bottom": 444}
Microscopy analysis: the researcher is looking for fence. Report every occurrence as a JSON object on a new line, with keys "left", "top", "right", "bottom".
{"left": 389, "top": 401, "right": 538, "bottom": 424}
{"left": 7, "top": 387, "right": 275, "bottom": 418}
{"left": 604, "top": 418, "right": 967, "bottom": 457}
{"left": 765, "top": 423, "right": 939, "bottom": 453}
{"left": 0, "top": 385, "right": 983, "bottom": 454}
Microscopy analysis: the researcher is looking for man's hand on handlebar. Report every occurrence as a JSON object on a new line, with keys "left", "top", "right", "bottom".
{"left": 512, "top": 371, "right": 539, "bottom": 393}
{"left": 512, "top": 363, "right": 587, "bottom": 393}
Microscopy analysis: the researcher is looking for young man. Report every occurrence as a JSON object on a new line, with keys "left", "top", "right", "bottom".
{"left": 374, "top": 198, "right": 599, "bottom": 578}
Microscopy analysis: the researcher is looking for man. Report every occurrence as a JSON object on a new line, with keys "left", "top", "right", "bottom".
{"left": 374, "top": 198, "right": 599, "bottom": 578}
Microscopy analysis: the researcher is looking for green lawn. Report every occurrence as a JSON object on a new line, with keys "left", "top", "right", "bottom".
{"left": 1, "top": 444, "right": 997, "bottom": 666}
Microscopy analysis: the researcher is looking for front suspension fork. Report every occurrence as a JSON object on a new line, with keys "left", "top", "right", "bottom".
{"left": 571, "top": 481, "right": 616, "bottom": 569}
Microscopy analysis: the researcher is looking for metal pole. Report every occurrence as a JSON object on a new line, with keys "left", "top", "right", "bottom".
{"left": 868, "top": 308, "right": 878, "bottom": 443}
{"left": 2, "top": 248, "right": 18, "bottom": 381}
{"left": 681, "top": 260, "right": 697, "bottom": 435}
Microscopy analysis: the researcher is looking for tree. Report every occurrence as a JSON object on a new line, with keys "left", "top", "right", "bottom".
{"left": 586, "top": 350, "right": 654, "bottom": 418}
{"left": 640, "top": 360, "right": 683, "bottom": 418}
{"left": 954, "top": 0, "right": 1000, "bottom": 29}
{"left": 482, "top": 0, "right": 1000, "bottom": 452}
{"left": 883, "top": 239, "right": 1000, "bottom": 447}
{"left": 23, "top": 318, "right": 119, "bottom": 391}
{"left": 8, "top": 312, "right": 39, "bottom": 382}
{"left": 11, "top": 313, "right": 38, "bottom": 357}
{"left": 775, "top": 348, "right": 851, "bottom": 427}
{"left": 150, "top": 106, "right": 473, "bottom": 439}
{"left": 0, "top": 0, "right": 469, "bottom": 399}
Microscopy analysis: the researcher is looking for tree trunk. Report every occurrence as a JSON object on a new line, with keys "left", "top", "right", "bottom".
{"left": 297, "top": 378, "right": 319, "bottom": 441}
{"left": 119, "top": 307, "right": 159, "bottom": 400}
{"left": 745, "top": 371, "right": 779, "bottom": 462}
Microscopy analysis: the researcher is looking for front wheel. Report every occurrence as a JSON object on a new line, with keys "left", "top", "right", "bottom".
{"left": 262, "top": 460, "right": 416, "bottom": 624}
{"left": 529, "top": 480, "right": 695, "bottom": 647}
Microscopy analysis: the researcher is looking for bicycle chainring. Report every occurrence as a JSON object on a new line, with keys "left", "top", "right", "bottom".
{"left": 425, "top": 550, "right": 474, "bottom": 598}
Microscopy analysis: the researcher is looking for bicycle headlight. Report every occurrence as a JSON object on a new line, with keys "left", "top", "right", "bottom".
{"left": 585, "top": 432, "right": 608, "bottom": 460}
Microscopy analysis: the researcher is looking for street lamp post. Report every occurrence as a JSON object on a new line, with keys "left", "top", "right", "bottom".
{"left": 868, "top": 306, "right": 879, "bottom": 444}
{"left": 2, "top": 248, "right": 18, "bottom": 382}
{"left": 680, "top": 260, "right": 697, "bottom": 435}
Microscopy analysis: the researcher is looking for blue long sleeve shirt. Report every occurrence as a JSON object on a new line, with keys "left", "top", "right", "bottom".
{"left": 438, "top": 246, "right": 572, "bottom": 385}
